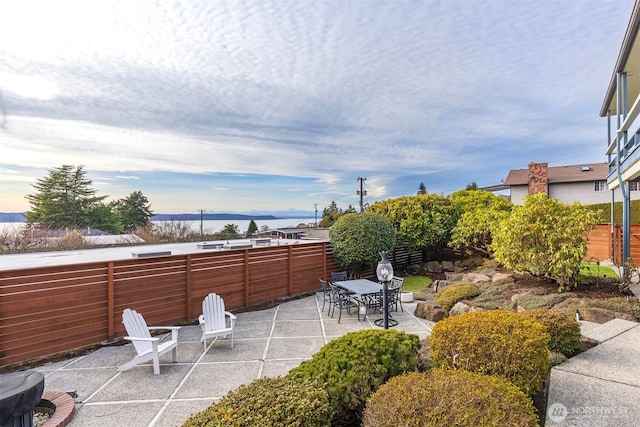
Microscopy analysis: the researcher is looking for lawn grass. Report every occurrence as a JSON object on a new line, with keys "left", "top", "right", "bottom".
{"left": 580, "top": 262, "right": 619, "bottom": 279}
{"left": 402, "top": 275, "right": 432, "bottom": 293}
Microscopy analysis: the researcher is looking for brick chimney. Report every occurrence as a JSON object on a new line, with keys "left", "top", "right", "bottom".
{"left": 528, "top": 162, "right": 548, "bottom": 196}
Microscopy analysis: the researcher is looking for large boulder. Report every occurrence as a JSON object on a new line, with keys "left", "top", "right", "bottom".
{"left": 433, "top": 280, "right": 456, "bottom": 292}
{"left": 478, "top": 269, "right": 498, "bottom": 277}
{"left": 441, "top": 260, "right": 457, "bottom": 272}
{"left": 445, "top": 272, "right": 465, "bottom": 282}
{"left": 492, "top": 272, "right": 514, "bottom": 286}
{"left": 415, "top": 302, "right": 448, "bottom": 322}
{"left": 577, "top": 307, "right": 636, "bottom": 323}
{"left": 577, "top": 307, "right": 615, "bottom": 323}
{"left": 461, "top": 272, "right": 491, "bottom": 284}
{"left": 425, "top": 261, "right": 442, "bottom": 273}
{"left": 449, "top": 301, "right": 486, "bottom": 316}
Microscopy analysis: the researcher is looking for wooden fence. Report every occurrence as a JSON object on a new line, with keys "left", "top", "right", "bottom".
{"left": 8, "top": 232, "right": 607, "bottom": 368}
{"left": 0, "top": 242, "right": 339, "bottom": 367}
{"left": 586, "top": 223, "right": 640, "bottom": 265}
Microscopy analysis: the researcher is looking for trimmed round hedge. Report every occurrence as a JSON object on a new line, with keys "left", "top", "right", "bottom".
{"left": 287, "top": 329, "right": 420, "bottom": 426}
{"left": 519, "top": 308, "right": 580, "bottom": 356}
{"left": 363, "top": 370, "right": 539, "bottom": 427}
{"left": 434, "top": 282, "right": 480, "bottom": 310}
{"left": 181, "top": 376, "right": 331, "bottom": 427}
{"left": 429, "top": 310, "right": 549, "bottom": 395}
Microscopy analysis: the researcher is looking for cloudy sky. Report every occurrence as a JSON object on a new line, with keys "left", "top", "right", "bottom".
{"left": 0, "top": 0, "right": 635, "bottom": 215}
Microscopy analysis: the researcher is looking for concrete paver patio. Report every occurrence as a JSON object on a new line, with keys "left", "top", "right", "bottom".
{"left": 27, "top": 293, "right": 433, "bottom": 427}
{"left": 5, "top": 293, "right": 640, "bottom": 426}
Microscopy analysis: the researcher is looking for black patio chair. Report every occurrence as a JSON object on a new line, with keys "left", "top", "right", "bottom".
{"left": 329, "top": 282, "right": 359, "bottom": 323}
{"left": 390, "top": 276, "right": 405, "bottom": 312}
{"left": 331, "top": 271, "right": 348, "bottom": 282}
{"left": 319, "top": 279, "right": 333, "bottom": 314}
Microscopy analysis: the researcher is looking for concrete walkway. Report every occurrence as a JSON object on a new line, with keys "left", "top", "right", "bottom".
{"left": 24, "top": 293, "right": 433, "bottom": 427}
{"left": 546, "top": 318, "right": 640, "bottom": 426}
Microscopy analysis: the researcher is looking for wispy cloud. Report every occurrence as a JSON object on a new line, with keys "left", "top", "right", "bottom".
{"left": 0, "top": 0, "right": 635, "bottom": 212}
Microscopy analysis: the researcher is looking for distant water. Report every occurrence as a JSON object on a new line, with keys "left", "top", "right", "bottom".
{"left": 0, "top": 218, "right": 315, "bottom": 234}
{"left": 154, "top": 218, "right": 315, "bottom": 234}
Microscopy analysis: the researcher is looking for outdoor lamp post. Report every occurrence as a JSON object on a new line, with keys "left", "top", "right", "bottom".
{"left": 375, "top": 251, "right": 395, "bottom": 329}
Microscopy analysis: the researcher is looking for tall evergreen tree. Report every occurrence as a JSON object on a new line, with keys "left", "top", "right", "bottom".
{"left": 246, "top": 220, "right": 258, "bottom": 237}
{"left": 112, "top": 191, "right": 154, "bottom": 232}
{"left": 217, "top": 224, "right": 241, "bottom": 240}
{"left": 320, "top": 201, "right": 343, "bottom": 227}
{"left": 417, "top": 182, "right": 427, "bottom": 194}
{"left": 26, "top": 165, "right": 107, "bottom": 229}
{"left": 466, "top": 181, "right": 479, "bottom": 190}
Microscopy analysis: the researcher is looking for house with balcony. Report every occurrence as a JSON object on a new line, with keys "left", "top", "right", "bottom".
{"left": 502, "top": 162, "right": 640, "bottom": 205}
{"left": 603, "top": 0, "right": 640, "bottom": 263}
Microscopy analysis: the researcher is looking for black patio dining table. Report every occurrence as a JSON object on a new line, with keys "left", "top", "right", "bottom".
{"left": 334, "top": 278, "right": 383, "bottom": 296}
{"left": 334, "top": 279, "right": 397, "bottom": 327}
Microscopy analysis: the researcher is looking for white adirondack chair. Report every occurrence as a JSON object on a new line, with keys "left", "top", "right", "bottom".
{"left": 118, "top": 308, "right": 181, "bottom": 375}
{"left": 199, "top": 293, "right": 237, "bottom": 351}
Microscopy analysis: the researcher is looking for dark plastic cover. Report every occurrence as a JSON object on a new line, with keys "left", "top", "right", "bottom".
{"left": 0, "top": 371, "right": 45, "bottom": 424}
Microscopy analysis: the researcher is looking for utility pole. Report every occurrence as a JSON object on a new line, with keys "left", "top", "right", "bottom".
{"left": 357, "top": 177, "right": 367, "bottom": 212}
{"left": 314, "top": 204, "right": 318, "bottom": 227}
{"left": 198, "top": 209, "right": 205, "bottom": 236}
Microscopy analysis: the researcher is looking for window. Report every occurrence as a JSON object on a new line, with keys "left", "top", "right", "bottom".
{"left": 594, "top": 181, "right": 606, "bottom": 192}
{"left": 630, "top": 182, "right": 640, "bottom": 191}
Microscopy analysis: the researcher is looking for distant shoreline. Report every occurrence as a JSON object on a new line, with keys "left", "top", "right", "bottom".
{"left": 0, "top": 212, "right": 314, "bottom": 223}
{"left": 150, "top": 213, "right": 280, "bottom": 221}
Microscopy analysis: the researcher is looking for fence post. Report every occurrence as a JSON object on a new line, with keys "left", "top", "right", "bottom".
{"left": 186, "top": 255, "right": 192, "bottom": 319}
{"left": 322, "top": 242, "right": 327, "bottom": 280}
{"left": 288, "top": 245, "right": 293, "bottom": 294}
{"left": 107, "top": 262, "right": 114, "bottom": 340}
{"left": 244, "top": 250, "right": 250, "bottom": 307}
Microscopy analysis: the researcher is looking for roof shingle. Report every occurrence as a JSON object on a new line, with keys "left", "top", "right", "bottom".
{"left": 503, "top": 163, "right": 608, "bottom": 186}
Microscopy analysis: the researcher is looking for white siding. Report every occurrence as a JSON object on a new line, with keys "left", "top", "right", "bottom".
{"left": 510, "top": 186, "right": 529, "bottom": 205}
{"left": 510, "top": 182, "right": 640, "bottom": 205}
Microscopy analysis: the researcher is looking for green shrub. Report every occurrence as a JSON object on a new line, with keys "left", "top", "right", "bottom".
{"left": 329, "top": 212, "right": 396, "bottom": 278}
{"left": 520, "top": 308, "right": 580, "bottom": 356}
{"left": 435, "top": 282, "right": 480, "bottom": 310}
{"left": 287, "top": 329, "right": 420, "bottom": 426}
{"left": 429, "top": 310, "right": 549, "bottom": 395}
{"left": 490, "top": 193, "right": 598, "bottom": 291}
{"left": 363, "top": 370, "right": 539, "bottom": 427}
{"left": 181, "top": 376, "right": 330, "bottom": 427}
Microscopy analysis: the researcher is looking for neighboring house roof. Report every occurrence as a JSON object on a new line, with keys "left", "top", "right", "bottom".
{"left": 480, "top": 184, "right": 509, "bottom": 192}
{"left": 503, "top": 163, "right": 608, "bottom": 186}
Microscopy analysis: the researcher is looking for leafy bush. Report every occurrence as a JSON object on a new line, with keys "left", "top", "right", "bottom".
{"left": 490, "top": 193, "right": 598, "bottom": 291}
{"left": 329, "top": 212, "right": 396, "bottom": 278}
{"left": 434, "top": 282, "right": 480, "bottom": 310}
{"left": 520, "top": 308, "right": 580, "bottom": 356}
{"left": 363, "top": 370, "right": 539, "bottom": 427}
{"left": 429, "top": 310, "right": 549, "bottom": 395}
{"left": 367, "top": 193, "right": 458, "bottom": 255}
{"left": 181, "top": 376, "right": 330, "bottom": 427}
{"left": 287, "top": 329, "right": 420, "bottom": 426}
{"left": 449, "top": 189, "right": 513, "bottom": 256}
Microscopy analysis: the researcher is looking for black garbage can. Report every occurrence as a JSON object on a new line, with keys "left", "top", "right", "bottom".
{"left": 0, "top": 371, "right": 45, "bottom": 427}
